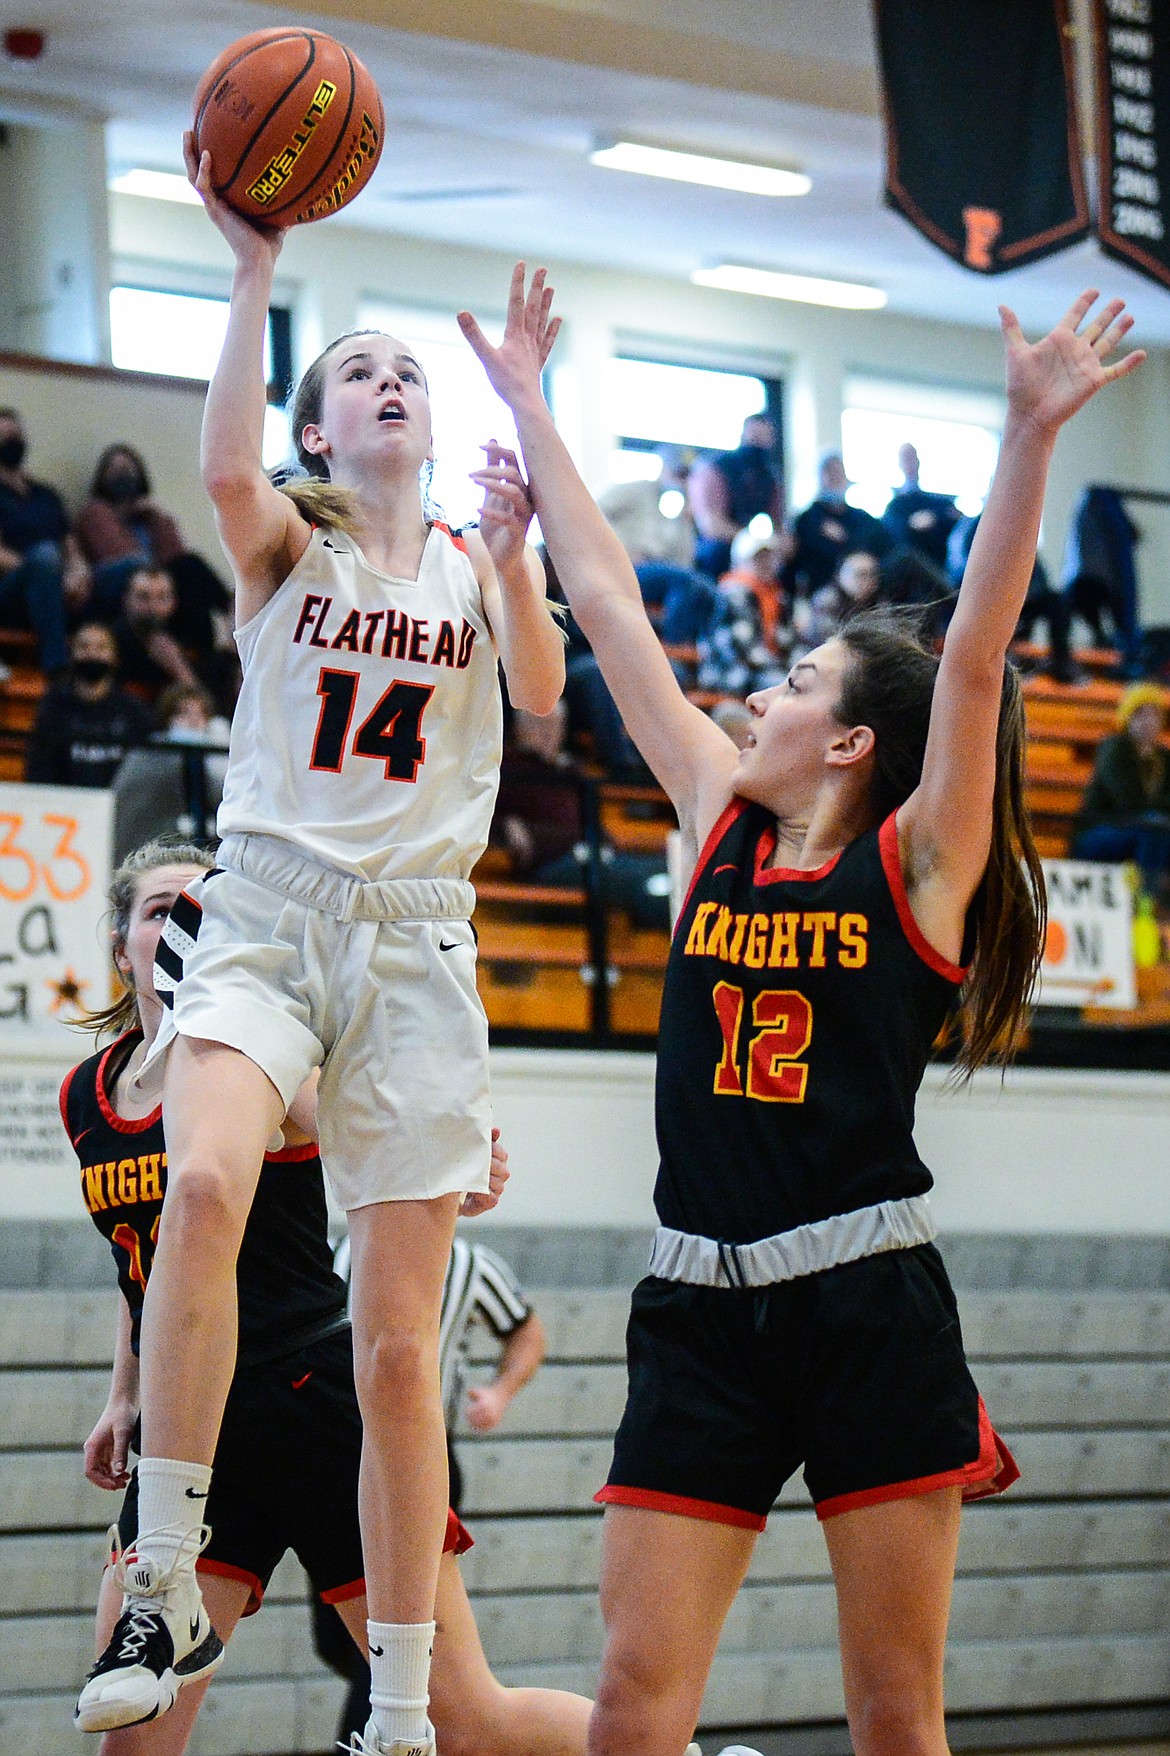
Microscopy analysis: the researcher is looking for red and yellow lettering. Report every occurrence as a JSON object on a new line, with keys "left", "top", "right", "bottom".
{"left": 743, "top": 913, "right": 770, "bottom": 970}
{"left": 138, "top": 1152, "right": 165, "bottom": 1203}
{"left": 116, "top": 1158, "right": 138, "bottom": 1205}
{"left": 767, "top": 912, "right": 800, "bottom": 969}
{"left": 684, "top": 900, "right": 718, "bottom": 957}
{"left": 747, "top": 990, "right": 813, "bottom": 1103}
{"left": 704, "top": 907, "right": 734, "bottom": 961}
{"left": 802, "top": 911, "right": 836, "bottom": 969}
{"left": 712, "top": 981, "right": 745, "bottom": 1096}
{"left": 838, "top": 912, "right": 868, "bottom": 969}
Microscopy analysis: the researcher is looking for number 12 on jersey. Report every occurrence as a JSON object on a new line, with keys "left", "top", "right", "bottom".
{"left": 310, "top": 667, "right": 435, "bottom": 783}
{"left": 712, "top": 981, "right": 812, "bottom": 1102}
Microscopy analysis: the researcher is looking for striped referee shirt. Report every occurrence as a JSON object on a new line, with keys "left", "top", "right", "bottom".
{"left": 335, "top": 1233, "right": 532, "bottom": 1428}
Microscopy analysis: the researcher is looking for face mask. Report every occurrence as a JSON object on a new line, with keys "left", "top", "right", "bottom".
{"left": 0, "top": 436, "right": 27, "bottom": 469}
{"left": 73, "top": 658, "right": 113, "bottom": 684}
{"left": 105, "top": 471, "right": 142, "bottom": 505}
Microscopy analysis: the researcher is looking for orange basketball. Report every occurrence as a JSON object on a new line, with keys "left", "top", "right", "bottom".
{"left": 193, "top": 28, "right": 385, "bottom": 226}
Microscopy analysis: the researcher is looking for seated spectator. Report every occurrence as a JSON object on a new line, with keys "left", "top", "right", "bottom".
{"left": 76, "top": 443, "right": 231, "bottom": 652}
{"left": 1072, "top": 684, "right": 1170, "bottom": 898}
{"left": 113, "top": 566, "right": 201, "bottom": 701}
{"left": 0, "top": 408, "right": 90, "bottom": 675}
{"left": 687, "top": 414, "right": 783, "bottom": 580}
{"left": 24, "top": 621, "right": 154, "bottom": 788}
{"left": 154, "top": 680, "right": 232, "bottom": 746}
{"left": 597, "top": 448, "right": 696, "bottom": 571}
{"left": 697, "top": 528, "right": 794, "bottom": 697}
{"left": 802, "top": 549, "right": 884, "bottom": 649}
{"left": 949, "top": 513, "right": 1075, "bottom": 682}
{"left": 787, "top": 452, "right": 889, "bottom": 597}
{"left": 493, "top": 705, "right": 670, "bottom": 929}
{"left": 882, "top": 442, "right": 959, "bottom": 571}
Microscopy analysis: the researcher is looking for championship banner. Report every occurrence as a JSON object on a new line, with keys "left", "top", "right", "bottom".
{"left": 1093, "top": 0, "right": 1170, "bottom": 289}
{"left": 874, "top": 0, "right": 1091, "bottom": 272}
{"left": 1034, "top": 859, "right": 1136, "bottom": 1009}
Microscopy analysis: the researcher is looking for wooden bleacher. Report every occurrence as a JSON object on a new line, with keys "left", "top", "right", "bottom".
{"left": 2, "top": 1252, "right": 1170, "bottom": 1751}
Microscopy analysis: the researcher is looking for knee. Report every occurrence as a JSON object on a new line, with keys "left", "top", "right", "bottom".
{"left": 161, "top": 1160, "right": 250, "bottom": 1243}
{"left": 355, "top": 1315, "right": 436, "bottom": 1405}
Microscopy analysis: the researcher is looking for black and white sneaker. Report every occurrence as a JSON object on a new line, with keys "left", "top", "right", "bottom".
{"left": 74, "top": 1528, "right": 223, "bottom": 1732}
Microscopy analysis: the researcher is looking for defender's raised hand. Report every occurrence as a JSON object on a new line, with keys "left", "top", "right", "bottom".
{"left": 1001, "top": 291, "right": 1145, "bottom": 437}
{"left": 458, "top": 263, "right": 561, "bottom": 409}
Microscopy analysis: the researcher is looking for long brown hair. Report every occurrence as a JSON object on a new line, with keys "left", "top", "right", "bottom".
{"left": 835, "top": 613, "right": 1045, "bottom": 1074}
{"left": 79, "top": 840, "right": 215, "bottom": 1041}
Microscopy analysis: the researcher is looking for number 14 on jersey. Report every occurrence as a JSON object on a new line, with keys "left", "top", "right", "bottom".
{"left": 310, "top": 667, "right": 435, "bottom": 783}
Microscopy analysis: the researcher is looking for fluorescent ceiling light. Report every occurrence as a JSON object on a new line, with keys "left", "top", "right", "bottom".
{"left": 591, "top": 142, "right": 810, "bottom": 198}
{"left": 109, "top": 169, "right": 203, "bottom": 206}
{"left": 692, "top": 264, "right": 887, "bottom": 310}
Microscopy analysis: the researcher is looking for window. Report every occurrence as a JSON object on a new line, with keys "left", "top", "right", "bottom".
{"left": 108, "top": 287, "right": 292, "bottom": 468}
{"left": 356, "top": 301, "right": 521, "bottom": 530}
{"left": 606, "top": 356, "right": 778, "bottom": 487}
{"left": 841, "top": 375, "right": 1004, "bottom": 520}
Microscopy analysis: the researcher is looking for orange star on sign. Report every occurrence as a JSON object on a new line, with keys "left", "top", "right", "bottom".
{"left": 47, "top": 968, "right": 89, "bottom": 1014}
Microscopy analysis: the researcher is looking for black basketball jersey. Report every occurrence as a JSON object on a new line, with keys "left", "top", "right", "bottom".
{"left": 61, "top": 1032, "right": 347, "bottom": 1365}
{"left": 655, "top": 799, "right": 965, "bottom": 1246}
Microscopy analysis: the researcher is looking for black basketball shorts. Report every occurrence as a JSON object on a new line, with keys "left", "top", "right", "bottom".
{"left": 119, "top": 1328, "right": 471, "bottom": 1614}
{"left": 597, "top": 1243, "right": 1018, "bottom": 1528}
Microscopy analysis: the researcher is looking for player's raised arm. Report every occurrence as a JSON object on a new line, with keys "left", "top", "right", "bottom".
{"left": 459, "top": 265, "right": 738, "bottom": 843}
{"left": 900, "top": 292, "right": 1144, "bottom": 930}
{"left": 184, "top": 133, "right": 309, "bottom": 620}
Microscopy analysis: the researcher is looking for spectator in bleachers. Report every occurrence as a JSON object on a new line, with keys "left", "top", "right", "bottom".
{"left": 493, "top": 703, "right": 671, "bottom": 929}
{"left": 24, "top": 620, "right": 154, "bottom": 788}
{"left": 787, "top": 450, "right": 889, "bottom": 597}
{"left": 1072, "top": 683, "right": 1170, "bottom": 897}
{"left": 802, "top": 548, "right": 885, "bottom": 651}
{"left": 0, "top": 408, "right": 90, "bottom": 675}
{"left": 687, "top": 413, "right": 783, "bottom": 580}
{"left": 707, "top": 697, "right": 753, "bottom": 749}
{"left": 1063, "top": 484, "right": 1142, "bottom": 673}
{"left": 112, "top": 565, "right": 201, "bottom": 701}
{"left": 949, "top": 513, "right": 1075, "bottom": 683}
{"left": 697, "top": 527, "right": 794, "bottom": 697}
{"left": 155, "top": 679, "right": 232, "bottom": 746}
{"left": 599, "top": 451, "right": 713, "bottom": 647}
{"left": 76, "top": 443, "right": 232, "bottom": 653}
{"left": 882, "top": 441, "right": 960, "bottom": 570}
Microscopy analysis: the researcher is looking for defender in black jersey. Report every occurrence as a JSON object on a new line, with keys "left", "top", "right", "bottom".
{"left": 465, "top": 271, "right": 1143, "bottom": 1756}
{"left": 69, "top": 843, "right": 594, "bottom": 1756}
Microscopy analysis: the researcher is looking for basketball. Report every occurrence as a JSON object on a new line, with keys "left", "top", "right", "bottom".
{"left": 192, "top": 28, "right": 385, "bottom": 227}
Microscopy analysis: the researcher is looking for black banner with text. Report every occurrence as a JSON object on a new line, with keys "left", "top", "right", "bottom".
{"left": 874, "top": 0, "right": 1091, "bottom": 272}
{"left": 1094, "top": 0, "right": 1170, "bottom": 288}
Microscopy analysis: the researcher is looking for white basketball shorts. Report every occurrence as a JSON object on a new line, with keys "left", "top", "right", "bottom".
{"left": 146, "top": 832, "right": 492, "bottom": 1210}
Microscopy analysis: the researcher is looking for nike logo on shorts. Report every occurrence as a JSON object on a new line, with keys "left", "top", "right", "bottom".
{"left": 189, "top": 1615, "right": 201, "bottom": 1642}
{"left": 291, "top": 1372, "right": 313, "bottom": 1390}
{"left": 184, "top": 1488, "right": 208, "bottom": 1499}
{"left": 439, "top": 939, "right": 459, "bottom": 952}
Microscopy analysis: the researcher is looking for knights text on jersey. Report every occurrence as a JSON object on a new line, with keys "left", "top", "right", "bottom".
{"left": 61, "top": 1032, "right": 347, "bottom": 1363}
{"left": 654, "top": 799, "right": 966, "bottom": 1246}
{"left": 217, "top": 522, "right": 503, "bottom": 882}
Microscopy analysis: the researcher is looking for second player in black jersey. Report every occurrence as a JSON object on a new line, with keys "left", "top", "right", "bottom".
{"left": 464, "top": 267, "right": 1144, "bottom": 1756}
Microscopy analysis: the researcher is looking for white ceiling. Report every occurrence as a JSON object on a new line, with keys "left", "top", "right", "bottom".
{"left": 1, "top": 0, "right": 1168, "bottom": 342}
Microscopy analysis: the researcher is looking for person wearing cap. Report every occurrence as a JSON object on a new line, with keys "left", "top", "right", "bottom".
{"left": 1072, "top": 683, "right": 1170, "bottom": 897}
{"left": 787, "top": 452, "right": 890, "bottom": 598}
{"left": 696, "top": 526, "right": 794, "bottom": 697}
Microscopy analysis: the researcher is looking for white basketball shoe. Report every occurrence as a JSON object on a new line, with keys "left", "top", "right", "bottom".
{"left": 345, "top": 1718, "right": 436, "bottom": 1756}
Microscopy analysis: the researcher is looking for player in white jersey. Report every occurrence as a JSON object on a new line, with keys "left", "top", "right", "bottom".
{"left": 76, "top": 137, "right": 565, "bottom": 1756}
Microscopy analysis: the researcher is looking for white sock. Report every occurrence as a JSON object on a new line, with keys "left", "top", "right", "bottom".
{"left": 367, "top": 1620, "right": 434, "bottom": 1746}
{"left": 130, "top": 1457, "right": 212, "bottom": 1581}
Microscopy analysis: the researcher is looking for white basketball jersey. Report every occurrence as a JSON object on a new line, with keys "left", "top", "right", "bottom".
{"left": 217, "top": 522, "right": 502, "bottom": 881}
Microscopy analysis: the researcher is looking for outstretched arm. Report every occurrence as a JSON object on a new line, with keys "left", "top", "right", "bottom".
{"left": 184, "top": 134, "right": 309, "bottom": 622}
{"left": 466, "top": 440, "right": 565, "bottom": 715}
{"left": 901, "top": 291, "right": 1144, "bottom": 953}
{"left": 458, "top": 265, "right": 738, "bottom": 846}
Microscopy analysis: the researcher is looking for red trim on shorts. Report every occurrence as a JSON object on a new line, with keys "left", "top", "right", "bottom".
{"left": 753, "top": 826, "right": 842, "bottom": 887}
{"left": 197, "top": 1556, "right": 265, "bottom": 1617}
{"left": 96, "top": 1034, "right": 162, "bottom": 1133}
{"left": 878, "top": 812, "right": 968, "bottom": 985}
{"left": 594, "top": 1484, "right": 766, "bottom": 1531}
{"left": 675, "top": 799, "right": 749, "bottom": 933}
{"left": 320, "top": 1576, "right": 366, "bottom": 1605}
{"left": 814, "top": 1397, "right": 1019, "bottom": 1521}
{"left": 446, "top": 1507, "right": 474, "bottom": 1556}
{"left": 264, "top": 1140, "right": 319, "bottom": 1164}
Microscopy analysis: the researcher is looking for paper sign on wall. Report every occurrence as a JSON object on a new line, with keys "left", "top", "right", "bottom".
{"left": 0, "top": 783, "right": 114, "bottom": 1044}
{"left": 1035, "top": 859, "right": 1136, "bottom": 1009}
